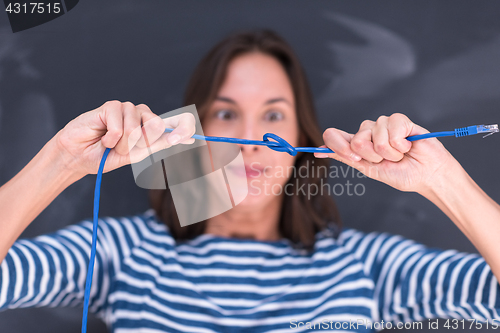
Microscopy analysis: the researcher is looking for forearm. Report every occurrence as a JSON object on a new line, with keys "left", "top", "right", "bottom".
{"left": 0, "top": 134, "right": 83, "bottom": 262}
{"left": 419, "top": 161, "right": 500, "bottom": 280}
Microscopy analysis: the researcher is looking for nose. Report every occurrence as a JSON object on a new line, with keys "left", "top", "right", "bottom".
{"left": 241, "top": 145, "right": 259, "bottom": 153}
{"left": 238, "top": 120, "right": 261, "bottom": 153}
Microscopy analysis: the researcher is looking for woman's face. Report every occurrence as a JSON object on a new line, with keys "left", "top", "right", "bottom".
{"left": 202, "top": 52, "right": 299, "bottom": 209}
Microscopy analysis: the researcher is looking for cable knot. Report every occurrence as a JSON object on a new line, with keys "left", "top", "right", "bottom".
{"left": 262, "top": 133, "right": 297, "bottom": 156}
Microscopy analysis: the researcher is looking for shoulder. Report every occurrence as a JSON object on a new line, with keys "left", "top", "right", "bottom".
{"left": 329, "top": 227, "right": 463, "bottom": 271}
{"left": 318, "top": 227, "right": 417, "bottom": 257}
{"left": 69, "top": 209, "right": 175, "bottom": 248}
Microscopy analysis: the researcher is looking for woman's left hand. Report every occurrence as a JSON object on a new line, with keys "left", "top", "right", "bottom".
{"left": 315, "top": 113, "right": 460, "bottom": 194}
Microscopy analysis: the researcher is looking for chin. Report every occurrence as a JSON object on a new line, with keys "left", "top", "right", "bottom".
{"left": 233, "top": 180, "right": 283, "bottom": 209}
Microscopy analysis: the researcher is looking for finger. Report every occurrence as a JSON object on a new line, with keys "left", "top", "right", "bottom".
{"left": 314, "top": 145, "right": 328, "bottom": 158}
{"left": 372, "top": 117, "right": 405, "bottom": 162}
{"left": 164, "top": 112, "right": 196, "bottom": 145}
{"left": 100, "top": 101, "right": 124, "bottom": 149}
{"left": 114, "top": 102, "right": 142, "bottom": 155}
{"left": 136, "top": 105, "right": 166, "bottom": 148}
{"left": 350, "top": 129, "right": 384, "bottom": 163}
{"left": 314, "top": 145, "right": 375, "bottom": 180}
{"left": 129, "top": 132, "right": 172, "bottom": 164}
{"left": 359, "top": 119, "right": 375, "bottom": 132}
{"left": 387, "top": 113, "right": 429, "bottom": 153}
{"left": 322, "top": 128, "right": 361, "bottom": 162}
{"left": 179, "top": 138, "right": 196, "bottom": 145}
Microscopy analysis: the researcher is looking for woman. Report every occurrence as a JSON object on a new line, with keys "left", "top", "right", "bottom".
{"left": 1, "top": 30, "right": 500, "bottom": 332}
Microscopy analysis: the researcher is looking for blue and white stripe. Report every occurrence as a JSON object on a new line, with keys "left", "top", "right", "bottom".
{"left": 1, "top": 210, "right": 499, "bottom": 332}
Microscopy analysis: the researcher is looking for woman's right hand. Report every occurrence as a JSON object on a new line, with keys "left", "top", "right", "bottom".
{"left": 54, "top": 101, "right": 196, "bottom": 177}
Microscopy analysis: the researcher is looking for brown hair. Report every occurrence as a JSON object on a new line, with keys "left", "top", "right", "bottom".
{"left": 150, "top": 30, "right": 341, "bottom": 249}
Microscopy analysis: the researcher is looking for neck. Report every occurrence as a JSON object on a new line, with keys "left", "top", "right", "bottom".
{"left": 205, "top": 195, "right": 283, "bottom": 241}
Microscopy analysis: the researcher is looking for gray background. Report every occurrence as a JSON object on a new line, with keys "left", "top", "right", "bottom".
{"left": 0, "top": 0, "right": 499, "bottom": 332}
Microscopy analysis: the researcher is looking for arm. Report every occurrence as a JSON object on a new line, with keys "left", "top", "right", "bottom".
{"left": 318, "top": 113, "right": 500, "bottom": 281}
{"left": 0, "top": 136, "right": 81, "bottom": 264}
{"left": 0, "top": 101, "right": 196, "bottom": 264}
{"left": 0, "top": 212, "right": 155, "bottom": 320}
{"left": 340, "top": 228, "right": 500, "bottom": 324}
{"left": 418, "top": 161, "right": 500, "bottom": 280}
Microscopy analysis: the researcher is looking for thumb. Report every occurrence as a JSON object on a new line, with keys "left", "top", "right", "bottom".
{"left": 315, "top": 144, "right": 374, "bottom": 179}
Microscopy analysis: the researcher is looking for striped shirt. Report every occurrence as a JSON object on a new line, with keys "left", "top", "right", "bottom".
{"left": 1, "top": 209, "right": 499, "bottom": 332}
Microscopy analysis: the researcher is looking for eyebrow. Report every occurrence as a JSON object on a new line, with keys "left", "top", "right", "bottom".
{"left": 215, "top": 96, "right": 291, "bottom": 106}
{"left": 264, "top": 98, "right": 291, "bottom": 106}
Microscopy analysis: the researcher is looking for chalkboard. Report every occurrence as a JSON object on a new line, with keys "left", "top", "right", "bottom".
{"left": 1, "top": 1, "right": 499, "bottom": 332}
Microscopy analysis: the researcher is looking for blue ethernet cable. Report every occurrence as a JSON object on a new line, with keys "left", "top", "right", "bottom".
{"left": 81, "top": 147, "right": 109, "bottom": 333}
{"left": 163, "top": 124, "right": 499, "bottom": 155}
{"left": 81, "top": 123, "right": 498, "bottom": 333}
{"left": 406, "top": 124, "right": 499, "bottom": 142}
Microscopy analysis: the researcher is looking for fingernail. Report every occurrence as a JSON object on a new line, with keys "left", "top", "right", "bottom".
{"left": 351, "top": 153, "right": 362, "bottom": 162}
{"left": 315, "top": 153, "right": 328, "bottom": 158}
{"left": 169, "top": 134, "right": 180, "bottom": 144}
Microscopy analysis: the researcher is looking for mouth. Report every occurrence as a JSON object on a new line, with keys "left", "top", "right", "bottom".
{"left": 245, "top": 164, "right": 265, "bottom": 178}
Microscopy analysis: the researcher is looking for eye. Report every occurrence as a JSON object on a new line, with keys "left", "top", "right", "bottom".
{"left": 264, "top": 110, "right": 284, "bottom": 122}
{"left": 214, "top": 109, "right": 237, "bottom": 121}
